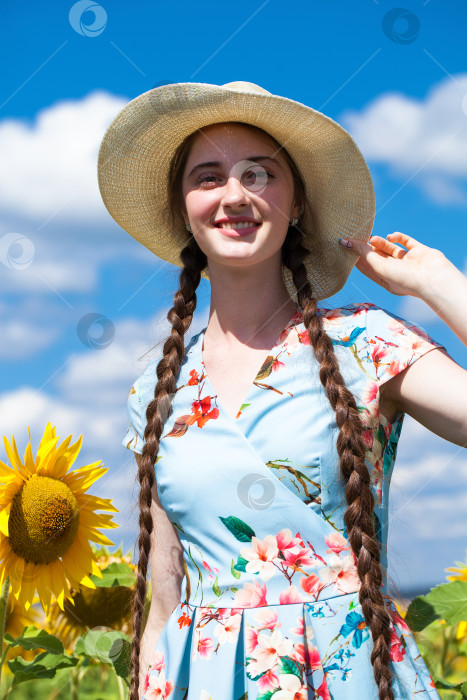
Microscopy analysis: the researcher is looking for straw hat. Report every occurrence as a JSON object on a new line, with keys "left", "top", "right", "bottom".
{"left": 97, "top": 81, "right": 375, "bottom": 301}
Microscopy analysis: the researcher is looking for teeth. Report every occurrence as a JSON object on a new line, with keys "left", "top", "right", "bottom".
{"left": 217, "top": 222, "right": 258, "bottom": 230}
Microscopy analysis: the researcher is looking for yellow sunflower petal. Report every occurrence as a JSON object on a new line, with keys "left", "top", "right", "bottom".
{"left": 63, "top": 463, "right": 107, "bottom": 491}
{"left": 20, "top": 563, "right": 37, "bottom": 612}
{"left": 3, "top": 435, "right": 25, "bottom": 476}
{"left": 78, "top": 494, "right": 119, "bottom": 513}
{"left": 48, "top": 560, "right": 71, "bottom": 603}
{"left": 84, "top": 529, "right": 115, "bottom": 546}
{"left": 61, "top": 548, "right": 96, "bottom": 587}
{"left": 0, "top": 458, "right": 14, "bottom": 477}
{"left": 0, "top": 503, "right": 11, "bottom": 536}
{"left": 35, "top": 435, "right": 61, "bottom": 475}
{"left": 36, "top": 564, "right": 54, "bottom": 613}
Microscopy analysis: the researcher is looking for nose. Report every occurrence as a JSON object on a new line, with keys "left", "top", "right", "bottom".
{"left": 220, "top": 175, "right": 250, "bottom": 209}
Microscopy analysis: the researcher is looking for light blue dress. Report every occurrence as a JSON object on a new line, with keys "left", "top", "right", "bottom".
{"left": 122, "top": 302, "right": 444, "bottom": 700}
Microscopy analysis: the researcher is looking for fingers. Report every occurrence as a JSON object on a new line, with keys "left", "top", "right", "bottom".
{"left": 385, "top": 231, "right": 421, "bottom": 250}
{"left": 370, "top": 235, "right": 407, "bottom": 259}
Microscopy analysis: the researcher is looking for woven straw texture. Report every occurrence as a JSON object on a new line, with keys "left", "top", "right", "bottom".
{"left": 97, "top": 81, "right": 375, "bottom": 301}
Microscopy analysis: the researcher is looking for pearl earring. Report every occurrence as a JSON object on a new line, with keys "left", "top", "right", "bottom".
{"left": 185, "top": 224, "right": 192, "bottom": 232}
{"left": 290, "top": 217, "right": 299, "bottom": 226}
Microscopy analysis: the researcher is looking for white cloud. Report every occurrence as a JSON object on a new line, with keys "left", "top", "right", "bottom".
{"left": 0, "top": 91, "right": 128, "bottom": 223}
{"left": 340, "top": 74, "right": 467, "bottom": 204}
{"left": 396, "top": 295, "right": 441, "bottom": 325}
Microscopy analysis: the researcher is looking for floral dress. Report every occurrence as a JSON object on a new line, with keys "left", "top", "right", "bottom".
{"left": 122, "top": 302, "right": 446, "bottom": 700}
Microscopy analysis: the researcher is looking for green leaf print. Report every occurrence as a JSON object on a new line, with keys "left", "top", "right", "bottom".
{"left": 233, "top": 555, "right": 248, "bottom": 574}
{"left": 212, "top": 575, "right": 222, "bottom": 597}
{"left": 256, "top": 693, "right": 274, "bottom": 700}
{"left": 219, "top": 516, "right": 255, "bottom": 542}
{"left": 277, "top": 655, "right": 302, "bottom": 679}
{"left": 231, "top": 558, "right": 241, "bottom": 579}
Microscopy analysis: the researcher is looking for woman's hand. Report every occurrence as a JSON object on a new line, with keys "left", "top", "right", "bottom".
{"left": 339, "top": 231, "right": 450, "bottom": 298}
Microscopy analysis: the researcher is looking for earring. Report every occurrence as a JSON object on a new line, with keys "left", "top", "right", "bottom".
{"left": 290, "top": 217, "right": 299, "bottom": 226}
{"left": 185, "top": 224, "right": 192, "bottom": 232}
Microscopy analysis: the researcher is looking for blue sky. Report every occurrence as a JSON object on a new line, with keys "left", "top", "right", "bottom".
{"left": 1, "top": 0, "right": 466, "bottom": 594}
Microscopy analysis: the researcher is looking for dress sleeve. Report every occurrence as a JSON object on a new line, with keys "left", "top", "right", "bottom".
{"left": 363, "top": 303, "right": 448, "bottom": 389}
{"left": 121, "top": 377, "right": 146, "bottom": 455}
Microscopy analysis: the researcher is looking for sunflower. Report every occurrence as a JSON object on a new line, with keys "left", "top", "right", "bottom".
{"left": 44, "top": 544, "right": 142, "bottom": 653}
{"left": 0, "top": 423, "right": 119, "bottom": 615}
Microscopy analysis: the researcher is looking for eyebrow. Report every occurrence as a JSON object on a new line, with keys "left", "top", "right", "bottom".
{"left": 187, "top": 155, "right": 282, "bottom": 177}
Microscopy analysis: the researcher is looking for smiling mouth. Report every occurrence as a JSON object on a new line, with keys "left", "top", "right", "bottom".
{"left": 215, "top": 222, "right": 260, "bottom": 230}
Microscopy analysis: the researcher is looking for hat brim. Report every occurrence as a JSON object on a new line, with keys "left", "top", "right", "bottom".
{"left": 97, "top": 82, "right": 375, "bottom": 300}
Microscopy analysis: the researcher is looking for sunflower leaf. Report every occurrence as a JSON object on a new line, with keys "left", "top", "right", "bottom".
{"left": 7, "top": 651, "right": 78, "bottom": 685}
{"left": 3, "top": 625, "right": 64, "bottom": 653}
{"left": 75, "top": 628, "right": 131, "bottom": 678}
{"left": 89, "top": 561, "right": 136, "bottom": 588}
{"left": 424, "top": 580, "right": 467, "bottom": 626}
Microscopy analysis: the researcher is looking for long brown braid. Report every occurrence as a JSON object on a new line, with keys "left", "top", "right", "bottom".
{"left": 129, "top": 123, "right": 394, "bottom": 700}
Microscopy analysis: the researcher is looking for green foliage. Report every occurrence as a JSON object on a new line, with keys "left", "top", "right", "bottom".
{"left": 405, "top": 578, "right": 467, "bottom": 699}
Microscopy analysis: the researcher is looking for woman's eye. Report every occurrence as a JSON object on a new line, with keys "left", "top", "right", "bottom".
{"left": 242, "top": 169, "right": 275, "bottom": 192}
{"left": 197, "top": 174, "right": 219, "bottom": 186}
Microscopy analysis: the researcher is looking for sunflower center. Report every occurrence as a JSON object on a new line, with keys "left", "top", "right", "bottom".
{"left": 63, "top": 586, "right": 133, "bottom": 628}
{"left": 9, "top": 474, "right": 80, "bottom": 564}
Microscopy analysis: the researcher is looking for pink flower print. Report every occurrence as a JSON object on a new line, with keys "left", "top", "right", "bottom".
{"left": 192, "top": 627, "right": 214, "bottom": 660}
{"left": 245, "top": 626, "right": 260, "bottom": 654}
{"left": 291, "top": 642, "right": 306, "bottom": 665}
{"left": 320, "top": 553, "right": 361, "bottom": 594}
{"left": 213, "top": 613, "right": 242, "bottom": 644}
{"left": 299, "top": 573, "right": 322, "bottom": 597}
{"left": 297, "top": 327, "right": 311, "bottom": 345}
{"left": 145, "top": 669, "right": 174, "bottom": 699}
{"left": 388, "top": 604, "right": 411, "bottom": 634}
{"left": 307, "top": 643, "right": 322, "bottom": 671}
{"left": 321, "top": 308, "right": 347, "bottom": 324}
{"left": 241, "top": 535, "right": 279, "bottom": 581}
{"left": 149, "top": 650, "right": 165, "bottom": 673}
{"left": 254, "top": 607, "right": 281, "bottom": 630}
{"left": 258, "top": 668, "right": 281, "bottom": 693}
{"left": 217, "top": 607, "right": 243, "bottom": 620}
{"left": 283, "top": 545, "right": 319, "bottom": 569}
{"left": 324, "top": 532, "right": 350, "bottom": 555}
{"left": 290, "top": 616, "right": 305, "bottom": 636}
{"left": 273, "top": 673, "right": 308, "bottom": 700}
{"left": 254, "top": 629, "right": 294, "bottom": 673}
{"left": 234, "top": 580, "right": 268, "bottom": 607}
{"left": 389, "top": 628, "right": 406, "bottom": 662}
{"left": 362, "top": 429, "right": 374, "bottom": 449}
{"left": 279, "top": 583, "right": 306, "bottom": 604}
{"left": 276, "top": 528, "right": 302, "bottom": 554}
{"left": 371, "top": 340, "right": 390, "bottom": 369}
{"left": 317, "top": 677, "right": 332, "bottom": 700}
{"left": 387, "top": 318, "right": 407, "bottom": 335}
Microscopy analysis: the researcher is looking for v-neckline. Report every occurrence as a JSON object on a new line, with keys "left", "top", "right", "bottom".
{"left": 197, "top": 305, "right": 303, "bottom": 423}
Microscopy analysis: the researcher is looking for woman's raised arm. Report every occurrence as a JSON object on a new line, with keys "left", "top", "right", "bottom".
{"left": 340, "top": 232, "right": 467, "bottom": 446}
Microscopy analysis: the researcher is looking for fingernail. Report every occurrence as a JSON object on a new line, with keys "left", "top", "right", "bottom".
{"left": 338, "top": 238, "right": 352, "bottom": 248}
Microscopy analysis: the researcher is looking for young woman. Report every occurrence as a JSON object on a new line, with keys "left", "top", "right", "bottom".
{"left": 98, "top": 81, "right": 467, "bottom": 700}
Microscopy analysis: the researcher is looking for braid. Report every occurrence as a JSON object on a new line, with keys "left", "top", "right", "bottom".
{"left": 282, "top": 226, "right": 394, "bottom": 700}
{"left": 129, "top": 237, "right": 206, "bottom": 700}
